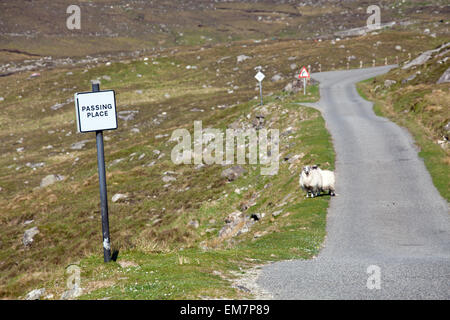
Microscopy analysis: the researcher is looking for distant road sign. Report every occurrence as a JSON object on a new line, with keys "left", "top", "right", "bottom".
{"left": 298, "top": 66, "right": 310, "bottom": 79}
{"left": 75, "top": 90, "right": 117, "bottom": 133}
{"left": 255, "top": 71, "right": 265, "bottom": 82}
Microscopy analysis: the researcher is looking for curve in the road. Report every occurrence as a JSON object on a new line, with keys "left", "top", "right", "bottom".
{"left": 258, "top": 66, "right": 450, "bottom": 299}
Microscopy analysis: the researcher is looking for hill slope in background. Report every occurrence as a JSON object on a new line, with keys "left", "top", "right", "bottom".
{"left": 0, "top": 0, "right": 449, "bottom": 62}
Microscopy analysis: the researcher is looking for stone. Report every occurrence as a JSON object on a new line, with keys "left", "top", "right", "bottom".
{"left": 402, "top": 74, "right": 417, "bottom": 84}
{"left": 40, "top": 174, "right": 65, "bottom": 188}
{"left": 112, "top": 193, "right": 127, "bottom": 203}
{"left": 188, "top": 220, "right": 199, "bottom": 229}
{"left": 162, "top": 176, "right": 176, "bottom": 183}
{"left": 384, "top": 79, "right": 397, "bottom": 88}
{"left": 237, "top": 55, "right": 251, "bottom": 63}
{"left": 444, "top": 122, "right": 450, "bottom": 132}
{"left": 218, "top": 211, "right": 254, "bottom": 239}
{"left": 60, "top": 285, "right": 83, "bottom": 300}
{"left": 437, "top": 67, "right": 450, "bottom": 84}
{"left": 221, "top": 166, "right": 246, "bottom": 181}
{"left": 25, "top": 288, "right": 45, "bottom": 300}
{"left": 395, "top": 45, "right": 402, "bottom": 51}
{"left": 271, "top": 74, "right": 283, "bottom": 82}
{"left": 23, "top": 227, "right": 39, "bottom": 246}
{"left": 272, "top": 210, "right": 282, "bottom": 217}
{"left": 118, "top": 110, "right": 138, "bottom": 121}
{"left": 71, "top": 140, "right": 90, "bottom": 150}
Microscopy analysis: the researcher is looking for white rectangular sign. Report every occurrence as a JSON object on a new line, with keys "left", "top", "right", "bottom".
{"left": 75, "top": 90, "right": 117, "bottom": 133}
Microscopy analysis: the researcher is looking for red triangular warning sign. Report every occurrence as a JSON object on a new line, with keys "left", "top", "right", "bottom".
{"left": 298, "top": 66, "right": 310, "bottom": 79}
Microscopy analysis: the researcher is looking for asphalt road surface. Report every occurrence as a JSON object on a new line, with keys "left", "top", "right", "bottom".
{"left": 258, "top": 66, "right": 450, "bottom": 299}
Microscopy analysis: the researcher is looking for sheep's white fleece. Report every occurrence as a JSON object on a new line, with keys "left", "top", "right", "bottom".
{"left": 316, "top": 168, "right": 335, "bottom": 194}
{"left": 299, "top": 168, "right": 322, "bottom": 197}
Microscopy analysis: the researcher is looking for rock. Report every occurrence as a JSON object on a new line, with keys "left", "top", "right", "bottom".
{"left": 0, "top": 97, "right": 4, "bottom": 102}
{"left": 444, "top": 122, "right": 450, "bottom": 132}
{"left": 271, "top": 74, "right": 283, "bottom": 82}
{"left": 236, "top": 55, "right": 251, "bottom": 63}
{"left": 109, "top": 158, "right": 125, "bottom": 167}
{"left": 130, "top": 128, "right": 140, "bottom": 134}
{"left": 402, "top": 74, "right": 417, "bottom": 84}
{"left": 272, "top": 210, "right": 282, "bottom": 217}
{"left": 70, "top": 140, "right": 90, "bottom": 150}
{"left": 60, "top": 285, "right": 82, "bottom": 300}
{"left": 221, "top": 166, "right": 246, "bottom": 181}
{"left": 384, "top": 79, "right": 397, "bottom": 88}
{"left": 118, "top": 110, "right": 138, "bottom": 121}
{"left": 402, "top": 43, "right": 450, "bottom": 70}
{"left": 283, "top": 82, "right": 293, "bottom": 92}
{"left": 23, "top": 227, "right": 39, "bottom": 246}
{"left": 162, "top": 176, "right": 176, "bottom": 183}
{"left": 395, "top": 45, "right": 402, "bottom": 51}
{"left": 40, "top": 174, "right": 65, "bottom": 188}
{"left": 26, "top": 162, "right": 45, "bottom": 169}
{"left": 25, "top": 288, "right": 45, "bottom": 300}
{"left": 219, "top": 211, "right": 254, "bottom": 239}
{"left": 188, "top": 220, "right": 199, "bottom": 229}
{"left": 290, "top": 63, "right": 297, "bottom": 70}
{"left": 437, "top": 67, "right": 450, "bottom": 84}
{"left": 112, "top": 193, "right": 127, "bottom": 203}
{"left": 102, "top": 75, "right": 111, "bottom": 81}
{"left": 135, "top": 90, "right": 143, "bottom": 94}
{"left": 253, "top": 231, "right": 268, "bottom": 239}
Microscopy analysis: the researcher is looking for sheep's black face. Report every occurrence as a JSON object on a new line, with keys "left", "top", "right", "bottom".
{"left": 303, "top": 166, "right": 311, "bottom": 176}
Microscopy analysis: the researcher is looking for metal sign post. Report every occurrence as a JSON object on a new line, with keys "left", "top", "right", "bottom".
{"left": 75, "top": 83, "right": 118, "bottom": 262}
{"left": 259, "top": 81, "right": 263, "bottom": 106}
{"left": 92, "top": 83, "right": 112, "bottom": 263}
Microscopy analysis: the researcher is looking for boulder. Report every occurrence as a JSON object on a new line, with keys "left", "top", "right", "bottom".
{"left": 23, "top": 227, "right": 39, "bottom": 246}
{"left": 60, "top": 285, "right": 83, "bottom": 300}
{"left": 221, "top": 166, "right": 246, "bottom": 181}
{"left": 437, "top": 67, "right": 450, "bottom": 84}
{"left": 271, "top": 74, "right": 283, "bottom": 82}
{"left": 384, "top": 79, "right": 397, "bottom": 88}
{"left": 218, "top": 211, "right": 254, "bottom": 240}
{"left": 112, "top": 193, "right": 127, "bottom": 203}
{"left": 188, "top": 220, "right": 199, "bottom": 229}
{"left": 236, "top": 55, "right": 251, "bottom": 63}
{"left": 40, "top": 174, "right": 65, "bottom": 188}
{"left": 25, "top": 288, "right": 45, "bottom": 300}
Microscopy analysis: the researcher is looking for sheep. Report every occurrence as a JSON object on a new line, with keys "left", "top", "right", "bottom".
{"left": 299, "top": 165, "right": 322, "bottom": 198}
{"left": 313, "top": 166, "right": 336, "bottom": 196}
